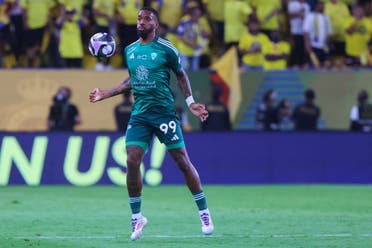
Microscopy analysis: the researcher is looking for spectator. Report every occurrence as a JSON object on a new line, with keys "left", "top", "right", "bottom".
{"left": 201, "top": 83, "right": 231, "bottom": 131}
{"left": 288, "top": 0, "right": 310, "bottom": 69}
{"left": 238, "top": 16, "right": 270, "bottom": 70}
{"left": 58, "top": 0, "right": 88, "bottom": 22}
{"left": 20, "top": 0, "right": 56, "bottom": 67}
{"left": 255, "top": 89, "right": 279, "bottom": 131}
{"left": 292, "top": 88, "right": 320, "bottom": 131}
{"left": 48, "top": 86, "right": 81, "bottom": 131}
{"left": 202, "top": 0, "right": 225, "bottom": 55}
{"left": 344, "top": 4, "right": 371, "bottom": 68}
{"left": 303, "top": 1, "right": 333, "bottom": 69}
{"left": 114, "top": 90, "right": 133, "bottom": 132}
{"left": 350, "top": 89, "right": 372, "bottom": 132}
{"left": 58, "top": 1, "right": 90, "bottom": 56}
{"left": 252, "top": 0, "right": 282, "bottom": 37}
{"left": 224, "top": 0, "right": 252, "bottom": 49}
{"left": 9, "top": 0, "right": 24, "bottom": 66}
{"left": 150, "top": 0, "right": 187, "bottom": 34}
{"left": 0, "top": 0, "right": 13, "bottom": 68}
{"left": 277, "top": 98, "right": 294, "bottom": 130}
{"left": 177, "top": 2, "right": 211, "bottom": 71}
{"left": 55, "top": 7, "right": 89, "bottom": 68}
{"left": 116, "top": 0, "right": 143, "bottom": 68}
{"left": 325, "top": 0, "right": 350, "bottom": 69}
{"left": 262, "top": 30, "right": 290, "bottom": 71}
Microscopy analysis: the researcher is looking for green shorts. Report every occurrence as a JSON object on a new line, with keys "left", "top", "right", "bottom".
{"left": 125, "top": 108, "right": 185, "bottom": 151}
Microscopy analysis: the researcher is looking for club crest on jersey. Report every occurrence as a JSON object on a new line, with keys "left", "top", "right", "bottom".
{"left": 136, "top": 65, "right": 149, "bottom": 81}
{"left": 151, "top": 53, "right": 157, "bottom": 60}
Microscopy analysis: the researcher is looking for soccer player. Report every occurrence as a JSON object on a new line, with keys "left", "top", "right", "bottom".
{"left": 89, "top": 7, "right": 214, "bottom": 241}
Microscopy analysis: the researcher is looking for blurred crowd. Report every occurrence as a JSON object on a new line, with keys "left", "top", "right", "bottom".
{"left": 255, "top": 87, "right": 372, "bottom": 132}
{"left": 1, "top": 0, "right": 372, "bottom": 70}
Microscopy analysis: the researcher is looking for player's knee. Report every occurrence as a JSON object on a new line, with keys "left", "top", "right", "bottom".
{"left": 127, "top": 156, "right": 141, "bottom": 169}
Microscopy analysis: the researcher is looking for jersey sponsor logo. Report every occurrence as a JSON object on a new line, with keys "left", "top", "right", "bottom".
{"left": 136, "top": 54, "right": 147, "bottom": 60}
{"left": 135, "top": 65, "right": 149, "bottom": 81}
{"left": 151, "top": 52, "right": 157, "bottom": 60}
{"left": 171, "top": 134, "right": 179, "bottom": 141}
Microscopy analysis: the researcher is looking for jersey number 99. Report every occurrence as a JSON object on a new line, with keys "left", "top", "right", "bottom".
{"left": 160, "top": 121, "right": 177, "bottom": 134}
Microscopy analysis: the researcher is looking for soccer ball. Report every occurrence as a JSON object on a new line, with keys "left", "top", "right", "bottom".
{"left": 88, "top": 32, "right": 116, "bottom": 58}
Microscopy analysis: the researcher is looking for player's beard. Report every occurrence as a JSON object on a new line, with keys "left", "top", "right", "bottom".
{"left": 137, "top": 28, "right": 153, "bottom": 40}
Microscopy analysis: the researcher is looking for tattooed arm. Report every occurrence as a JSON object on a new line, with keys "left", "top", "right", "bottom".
{"left": 89, "top": 77, "right": 131, "bottom": 103}
{"left": 175, "top": 69, "right": 209, "bottom": 122}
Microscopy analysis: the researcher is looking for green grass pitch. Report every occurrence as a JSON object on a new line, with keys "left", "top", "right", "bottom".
{"left": 1, "top": 185, "right": 371, "bottom": 248}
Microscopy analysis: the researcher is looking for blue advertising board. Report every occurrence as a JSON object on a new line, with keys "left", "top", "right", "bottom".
{"left": 0, "top": 132, "right": 371, "bottom": 185}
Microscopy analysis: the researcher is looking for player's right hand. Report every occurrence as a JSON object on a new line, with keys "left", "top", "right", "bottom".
{"left": 89, "top": 88, "right": 105, "bottom": 102}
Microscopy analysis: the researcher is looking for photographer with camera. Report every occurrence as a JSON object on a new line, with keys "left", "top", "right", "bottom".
{"left": 47, "top": 86, "right": 81, "bottom": 131}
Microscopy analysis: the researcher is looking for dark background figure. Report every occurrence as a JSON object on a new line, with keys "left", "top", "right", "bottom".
{"left": 48, "top": 86, "right": 81, "bottom": 131}
{"left": 201, "top": 83, "right": 231, "bottom": 131}
{"left": 349, "top": 89, "right": 372, "bottom": 132}
{"left": 276, "top": 98, "right": 294, "bottom": 130}
{"left": 114, "top": 90, "right": 133, "bottom": 132}
{"left": 116, "top": 0, "right": 142, "bottom": 68}
{"left": 9, "top": 0, "right": 24, "bottom": 66}
{"left": 292, "top": 88, "right": 320, "bottom": 131}
{"left": 255, "top": 89, "right": 279, "bottom": 131}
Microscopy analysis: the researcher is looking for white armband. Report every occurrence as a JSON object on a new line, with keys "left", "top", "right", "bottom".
{"left": 186, "top": 95, "right": 195, "bottom": 107}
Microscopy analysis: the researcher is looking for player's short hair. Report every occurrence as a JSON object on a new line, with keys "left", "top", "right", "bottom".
{"left": 140, "top": 6, "right": 159, "bottom": 23}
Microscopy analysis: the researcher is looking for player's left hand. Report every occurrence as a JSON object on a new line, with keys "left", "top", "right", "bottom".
{"left": 189, "top": 103, "right": 209, "bottom": 122}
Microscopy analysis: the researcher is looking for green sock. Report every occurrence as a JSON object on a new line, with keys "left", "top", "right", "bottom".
{"left": 129, "top": 196, "right": 142, "bottom": 214}
{"left": 192, "top": 190, "right": 208, "bottom": 211}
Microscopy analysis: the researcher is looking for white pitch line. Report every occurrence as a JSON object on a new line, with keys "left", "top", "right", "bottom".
{"left": 12, "top": 235, "right": 119, "bottom": 240}
{"left": 314, "top": 233, "right": 353, "bottom": 237}
{"left": 10, "top": 233, "right": 372, "bottom": 240}
{"left": 145, "top": 234, "right": 223, "bottom": 239}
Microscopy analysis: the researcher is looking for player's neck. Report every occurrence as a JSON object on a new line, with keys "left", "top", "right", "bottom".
{"left": 139, "top": 32, "right": 156, "bottom": 44}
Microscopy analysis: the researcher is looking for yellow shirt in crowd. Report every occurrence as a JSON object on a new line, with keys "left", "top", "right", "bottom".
{"left": 202, "top": 0, "right": 224, "bottom": 22}
{"left": 324, "top": 0, "right": 353, "bottom": 6}
{"left": 251, "top": 0, "right": 281, "bottom": 31}
{"left": 20, "top": 0, "right": 56, "bottom": 29}
{"left": 116, "top": 0, "right": 143, "bottom": 25}
{"left": 343, "top": 17, "right": 372, "bottom": 57}
{"left": 262, "top": 40, "right": 290, "bottom": 70}
{"left": 239, "top": 32, "right": 269, "bottom": 66}
{"left": 58, "top": 0, "right": 87, "bottom": 22}
{"left": 93, "top": 0, "right": 117, "bottom": 27}
{"left": 325, "top": 0, "right": 350, "bottom": 42}
{"left": 224, "top": 0, "right": 252, "bottom": 43}
{"left": 59, "top": 21, "right": 83, "bottom": 58}
{"left": 151, "top": 0, "right": 186, "bottom": 30}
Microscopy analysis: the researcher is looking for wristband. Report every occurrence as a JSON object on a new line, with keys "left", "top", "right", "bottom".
{"left": 186, "top": 95, "right": 195, "bottom": 107}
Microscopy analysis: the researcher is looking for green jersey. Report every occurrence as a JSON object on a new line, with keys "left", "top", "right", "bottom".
{"left": 125, "top": 36, "right": 182, "bottom": 116}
